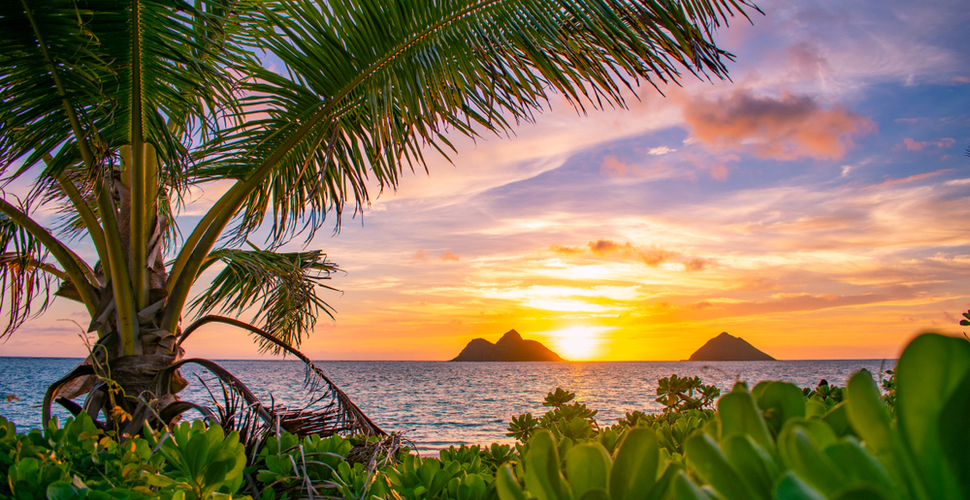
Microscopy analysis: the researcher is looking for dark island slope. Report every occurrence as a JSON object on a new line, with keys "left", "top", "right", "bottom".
{"left": 451, "top": 330, "right": 565, "bottom": 361}
{"left": 689, "top": 332, "right": 775, "bottom": 361}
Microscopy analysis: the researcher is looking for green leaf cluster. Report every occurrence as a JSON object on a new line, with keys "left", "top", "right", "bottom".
{"left": 497, "top": 428, "right": 678, "bottom": 500}
{"left": 677, "top": 332, "right": 970, "bottom": 500}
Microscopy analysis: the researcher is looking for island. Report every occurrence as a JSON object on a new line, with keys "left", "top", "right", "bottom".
{"left": 451, "top": 329, "right": 565, "bottom": 361}
{"left": 688, "top": 332, "right": 776, "bottom": 361}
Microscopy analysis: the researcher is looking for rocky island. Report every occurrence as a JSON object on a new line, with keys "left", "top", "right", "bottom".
{"left": 689, "top": 332, "right": 775, "bottom": 361}
{"left": 451, "top": 329, "right": 565, "bottom": 361}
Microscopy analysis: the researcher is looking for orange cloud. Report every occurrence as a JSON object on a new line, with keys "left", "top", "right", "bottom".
{"left": 588, "top": 239, "right": 633, "bottom": 255}
{"left": 863, "top": 169, "right": 954, "bottom": 190}
{"left": 549, "top": 244, "right": 584, "bottom": 254}
{"left": 684, "top": 258, "right": 712, "bottom": 271}
{"left": 441, "top": 251, "right": 460, "bottom": 262}
{"left": 639, "top": 247, "right": 675, "bottom": 266}
{"left": 411, "top": 250, "right": 429, "bottom": 262}
{"left": 551, "top": 240, "right": 677, "bottom": 267}
{"left": 681, "top": 90, "right": 876, "bottom": 160}
{"left": 893, "top": 137, "right": 956, "bottom": 151}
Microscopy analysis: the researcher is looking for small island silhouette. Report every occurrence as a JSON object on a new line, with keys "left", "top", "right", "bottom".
{"left": 689, "top": 332, "right": 775, "bottom": 361}
{"left": 451, "top": 329, "right": 564, "bottom": 361}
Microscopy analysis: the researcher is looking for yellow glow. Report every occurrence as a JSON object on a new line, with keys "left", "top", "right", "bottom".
{"left": 547, "top": 326, "right": 614, "bottom": 361}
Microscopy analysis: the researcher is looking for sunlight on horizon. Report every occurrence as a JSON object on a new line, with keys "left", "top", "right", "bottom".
{"left": 546, "top": 326, "right": 615, "bottom": 361}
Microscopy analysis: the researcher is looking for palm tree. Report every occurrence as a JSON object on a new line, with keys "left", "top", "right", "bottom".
{"left": 0, "top": 0, "right": 754, "bottom": 437}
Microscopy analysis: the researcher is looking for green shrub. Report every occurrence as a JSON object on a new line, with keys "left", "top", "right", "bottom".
{"left": 677, "top": 332, "right": 969, "bottom": 500}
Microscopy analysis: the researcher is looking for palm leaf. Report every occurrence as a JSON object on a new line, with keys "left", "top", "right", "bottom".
{"left": 0, "top": 0, "right": 248, "bottom": 194}
{"left": 188, "top": 245, "right": 340, "bottom": 352}
{"left": 0, "top": 211, "right": 59, "bottom": 337}
{"left": 190, "top": 0, "right": 756, "bottom": 246}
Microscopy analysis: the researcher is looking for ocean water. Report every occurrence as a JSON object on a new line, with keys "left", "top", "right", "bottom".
{"left": 0, "top": 357, "right": 894, "bottom": 452}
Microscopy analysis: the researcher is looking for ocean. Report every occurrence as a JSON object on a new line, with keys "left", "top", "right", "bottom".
{"left": 0, "top": 357, "right": 895, "bottom": 452}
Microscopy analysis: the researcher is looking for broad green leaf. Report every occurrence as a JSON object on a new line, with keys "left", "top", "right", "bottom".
{"left": 578, "top": 489, "right": 610, "bottom": 500}
{"left": 610, "top": 427, "right": 660, "bottom": 500}
{"left": 525, "top": 430, "right": 565, "bottom": 500}
{"left": 846, "top": 371, "right": 893, "bottom": 455}
{"left": 460, "top": 474, "right": 487, "bottom": 500}
{"left": 805, "top": 399, "right": 828, "bottom": 418}
{"left": 753, "top": 381, "right": 805, "bottom": 436}
{"left": 822, "top": 402, "right": 852, "bottom": 437}
{"left": 202, "top": 459, "right": 229, "bottom": 495}
{"left": 822, "top": 439, "right": 893, "bottom": 492}
{"left": 829, "top": 485, "right": 894, "bottom": 500}
{"left": 420, "top": 457, "right": 441, "bottom": 487}
{"left": 684, "top": 433, "right": 752, "bottom": 500}
{"left": 721, "top": 434, "right": 776, "bottom": 500}
{"left": 895, "top": 333, "right": 970, "bottom": 500}
{"left": 497, "top": 464, "right": 527, "bottom": 500}
{"left": 938, "top": 368, "right": 970, "bottom": 499}
{"left": 46, "top": 481, "right": 79, "bottom": 500}
{"left": 565, "top": 442, "right": 611, "bottom": 500}
{"left": 718, "top": 390, "right": 773, "bottom": 451}
{"left": 672, "top": 471, "right": 716, "bottom": 500}
{"left": 185, "top": 432, "right": 211, "bottom": 478}
{"left": 772, "top": 472, "right": 826, "bottom": 500}
{"left": 778, "top": 427, "right": 845, "bottom": 495}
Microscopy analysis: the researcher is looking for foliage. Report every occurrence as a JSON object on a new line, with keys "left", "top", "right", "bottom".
{"left": 0, "top": 413, "right": 249, "bottom": 500}
{"left": 801, "top": 381, "right": 844, "bottom": 409}
{"left": 507, "top": 389, "right": 599, "bottom": 444}
{"left": 676, "top": 332, "right": 970, "bottom": 500}
{"left": 655, "top": 375, "right": 720, "bottom": 414}
{"left": 496, "top": 428, "right": 680, "bottom": 500}
{"left": 7, "top": 332, "right": 966, "bottom": 499}
{"left": 880, "top": 369, "right": 897, "bottom": 413}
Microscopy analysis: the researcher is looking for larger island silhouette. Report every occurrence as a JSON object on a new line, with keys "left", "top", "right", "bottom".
{"left": 451, "top": 329, "right": 564, "bottom": 361}
{"left": 688, "top": 332, "right": 775, "bottom": 361}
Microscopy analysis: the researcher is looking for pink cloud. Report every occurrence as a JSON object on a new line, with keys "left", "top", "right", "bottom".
{"left": 784, "top": 42, "right": 831, "bottom": 79}
{"left": 411, "top": 250, "right": 429, "bottom": 262}
{"left": 600, "top": 155, "right": 634, "bottom": 178}
{"left": 681, "top": 90, "right": 876, "bottom": 160}
{"left": 893, "top": 137, "right": 956, "bottom": 151}
{"left": 863, "top": 169, "right": 954, "bottom": 190}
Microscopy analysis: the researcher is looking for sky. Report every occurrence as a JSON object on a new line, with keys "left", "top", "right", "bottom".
{"left": 3, "top": 0, "right": 970, "bottom": 361}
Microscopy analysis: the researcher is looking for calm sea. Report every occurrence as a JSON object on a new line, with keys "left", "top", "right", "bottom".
{"left": 0, "top": 358, "right": 894, "bottom": 452}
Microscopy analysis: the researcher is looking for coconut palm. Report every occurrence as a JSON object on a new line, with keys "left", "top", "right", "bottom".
{"left": 0, "top": 0, "right": 754, "bottom": 437}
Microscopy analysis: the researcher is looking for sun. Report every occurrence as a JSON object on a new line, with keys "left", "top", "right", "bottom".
{"left": 549, "top": 326, "right": 612, "bottom": 361}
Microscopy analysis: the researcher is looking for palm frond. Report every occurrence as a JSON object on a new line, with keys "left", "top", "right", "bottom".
{"left": 0, "top": 211, "right": 58, "bottom": 338}
{"left": 190, "top": 0, "right": 755, "bottom": 246}
{"left": 0, "top": 0, "right": 249, "bottom": 197}
{"left": 188, "top": 245, "right": 340, "bottom": 352}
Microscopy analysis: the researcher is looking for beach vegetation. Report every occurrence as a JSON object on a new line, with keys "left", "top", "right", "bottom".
{"left": 0, "top": 333, "right": 967, "bottom": 499}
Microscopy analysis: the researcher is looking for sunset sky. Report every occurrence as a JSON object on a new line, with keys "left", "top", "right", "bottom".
{"left": 3, "top": 0, "right": 969, "bottom": 361}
